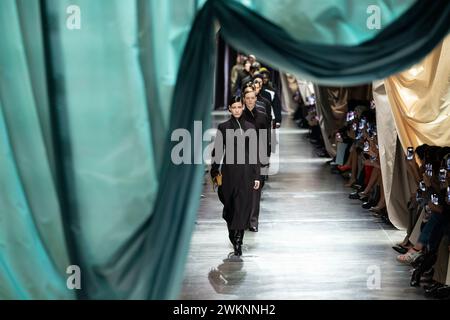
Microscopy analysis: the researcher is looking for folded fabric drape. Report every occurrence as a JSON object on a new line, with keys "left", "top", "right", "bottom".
{"left": 385, "top": 35, "right": 450, "bottom": 150}
{"left": 232, "top": 0, "right": 415, "bottom": 45}
{"left": 374, "top": 88, "right": 415, "bottom": 230}
{"left": 1, "top": 0, "right": 449, "bottom": 299}
{"left": 215, "top": 0, "right": 450, "bottom": 85}
{"left": 374, "top": 35, "right": 450, "bottom": 229}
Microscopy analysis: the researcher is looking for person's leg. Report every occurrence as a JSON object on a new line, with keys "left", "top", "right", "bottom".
{"left": 371, "top": 174, "right": 386, "bottom": 210}
{"left": 431, "top": 236, "right": 449, "bottom": 285}
{"left": 411, "top": 215, "right": 447, "bottom": 286}
{"left": 360, "top": 166, "right": 379, "bottom": 196}
{"left": 344, "top": 147, "right": 358, "bottom": 187}
{"left": 427, "top": 214, "right": 449, "bottom": 253}
{"left": 412, "top": 214, "right": 442, "bottom": 252}
{"left": 249, "top": 188, "right": 262, "bottom": 231}
{"left": 228, "top": 225, "right": 235, "bottom": 246}
{"left": 233, "top": 230, "right": 244, "bottom": 256}
{"left": 340, "top": 145, "right": 353, "bottom": 168}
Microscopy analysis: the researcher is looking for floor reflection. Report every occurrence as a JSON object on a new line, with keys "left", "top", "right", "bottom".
{"left": 208, "top": 256, "right": 247, "bottom": 294}
{"left": 181, "top": 115, "right": 425, "bottom": 300}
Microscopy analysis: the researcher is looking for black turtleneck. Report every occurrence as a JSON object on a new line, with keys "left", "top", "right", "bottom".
{"left": 243, "top": 106, "right": 269, "bottom": 134}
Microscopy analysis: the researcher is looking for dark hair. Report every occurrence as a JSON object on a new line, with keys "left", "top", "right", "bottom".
{"left": 415, "top": 144, "right": 429, "bottom": 160}
{"left": 242, "top": 86, "right": 256, "bottom": 98}
{"left": 438, "top": 146, "right": 450, "bottom": 160}
{"left": 253, "top": 74, "right": 264, "bottom": 81}
{"left": 228, "top": 95, "right": 241, "bottom": 107}
{"left": 241, "top": 79, "right": 254, "bottom": 96}
{"left": 426, "top": 146, "right": 441, "bottom": 163}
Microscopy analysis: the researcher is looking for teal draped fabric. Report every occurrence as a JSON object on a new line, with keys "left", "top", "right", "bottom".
{"left": 232, "top": 0, "right": 416, "bottom": 45}
{"left": 0, "top": 0, "right": 449, "bottom": 299}
{"left": 215, "top": 0, "right": 450, "bottom": 84}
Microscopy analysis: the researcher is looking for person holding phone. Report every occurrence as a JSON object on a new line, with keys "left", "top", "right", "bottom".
{"left": 211, "top": 96, "right": 261, "bottom": 257}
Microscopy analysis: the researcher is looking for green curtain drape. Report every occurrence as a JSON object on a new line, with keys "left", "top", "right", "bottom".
{"left": 1, "top": 0, "right": 449, "bottom": 299}
{"left": 216, "top": 0, "right": 450, "bottom": 84}
{"left": 233, "top": 0, "right": 415, "bottom": 45}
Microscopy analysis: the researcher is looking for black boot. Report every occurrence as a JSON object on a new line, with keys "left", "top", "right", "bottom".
{"left": 434, "top": 286, "right": 450, "bottom": 299}
{"left": 233, "top": 230, "right": 244, "bottom": 256}
{"left": 228, "top": 229, "right": 235, "bottom": 246}
{"left": 410, "top": 252, "right": 437, "bottom": 287}
{"left": 424, "top": 281, "right": 444, "bottom": 297}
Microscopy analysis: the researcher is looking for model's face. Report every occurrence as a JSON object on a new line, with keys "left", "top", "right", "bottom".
{"left": 229, "top": 101, "right": 243, "bottom": 118}
{"left": 253, "top": 79, "right": 262, "bottom": 94}
{"left": 244, "top": 91, "right": 257, "bottom": 109}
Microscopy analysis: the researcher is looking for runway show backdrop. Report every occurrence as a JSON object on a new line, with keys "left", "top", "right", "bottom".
{"left": 1, "top": 0, "right": 449, "bottom": 299}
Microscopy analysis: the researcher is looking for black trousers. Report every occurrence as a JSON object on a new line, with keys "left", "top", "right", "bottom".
{"left": 249, "top": 184, "right": 263, "bottom": 228}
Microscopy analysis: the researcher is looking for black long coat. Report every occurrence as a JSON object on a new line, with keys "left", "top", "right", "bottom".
{"left": 243, "top": 107, "right": 270, "bottom": 164}
{"left": 211, "top": 116, "right": 260, "bottom": 230}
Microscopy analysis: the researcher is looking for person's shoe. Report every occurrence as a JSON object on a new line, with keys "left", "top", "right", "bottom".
{"left": 369, "top": 206, "right": 383, "bottom": 213}
{"left": 359, "top": 196, "right": 369, "bottom": 202}
{"left": 362, "top": 201, "right": 376, "bottom": 209}
{"left": 424, "top": 281, "right": 443, "bottom": 297}
{"left": 410, "top": 268, "right": 422, "bottom": 287}
{"left": 351, "top": 183, "right": 362, "bottom": 190}
{"left": 392, "top": 245, "right": 408, "bottom": 254}
{"left": 248, "top": 226, "right": 258, "bottom": 232}
{"left": 434, "top": 286, "right": 450, "bottom": 299}
{"left": 358, "top": 191, "right": 368, "bottom": 198}
{"left": 337, "top": 165, "right": 351, "bottom": 172}
{"left": 341, "top": 172, "right": 351, "bottom": 179}
{"left": 396, "top": 249, "right": 422, "bottom": 265}
{"left": 349, "top": 191, "right": 360, "bottom": 199}
{"left": 396, "top": 241, "right": 412, "bottom": 250}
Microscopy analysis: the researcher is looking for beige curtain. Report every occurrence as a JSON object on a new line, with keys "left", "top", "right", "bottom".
{"left": 373, "top": 80, "right": 415, "bottom": 229}
{"left": 280, "top": 73, "right": 299, "bottom": 114}
{"left": 385, "top": 35, "right": 450, "bottom": 150}
{"left": 314, "top": 85, "right": 348, "bottom": 157}
{"left": 373, "top": 35, "right": 450, "bottom": 230}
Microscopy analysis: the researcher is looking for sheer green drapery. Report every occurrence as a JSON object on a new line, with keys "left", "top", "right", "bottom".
{"left": 0, "top": 0, "right": 74, "bottom": 299}
{"left": 215, "top": 0, "right": 450, "bottom": 84}
{"left": 233, "top": 0, "right": 415, "bottom": 45}
{"left": 1, "top": 0, "right": 449, "bottom": 299}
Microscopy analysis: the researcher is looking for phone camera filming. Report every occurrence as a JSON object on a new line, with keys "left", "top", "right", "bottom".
{"left": 347, "top": 111, "right": 355, "bottom": 122}
{"left": 363, "top": 141, "right": 370, "bottom": 152}
{"left": 358, "top": 118, "right": 366, "bottom": 130}
{"left": 406, "top": 147, "right": 414, "bottom": 161}
{"left": 447, "top": 186, "right": 450, "bottom": 204}
{"left": 425, "top": 163, "right": 433, "bottom": 177}
{"left": 431, "top": 194, "right": 439, "bottom": 206}
{"left": 439, "top": 169, "right": 447, "bottom": 183}
{"left": 419, "top": 181, "right": 426, "bottom": 192}
{"left": 416, "top": 190, "right": 422, "bottom": 202}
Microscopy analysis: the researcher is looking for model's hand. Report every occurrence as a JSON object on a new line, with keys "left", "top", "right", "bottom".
{"left": 254, "top": 180, "right": 260, "bottom": 190}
